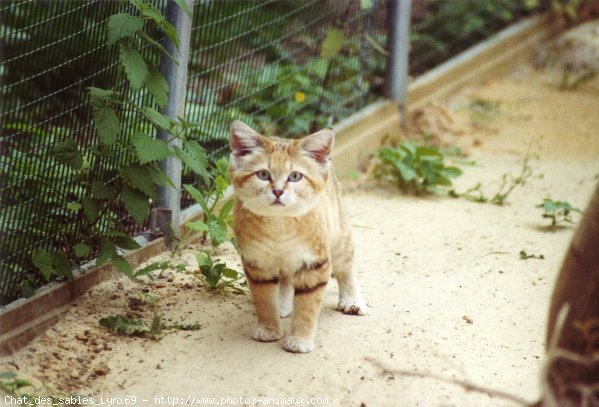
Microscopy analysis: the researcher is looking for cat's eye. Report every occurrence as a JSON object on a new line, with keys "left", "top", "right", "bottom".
{"left": 256, "top": 169, "right": 271, "bottom": 181}
{"left": 288, "top": 171, "right": 303, "bottom": 182}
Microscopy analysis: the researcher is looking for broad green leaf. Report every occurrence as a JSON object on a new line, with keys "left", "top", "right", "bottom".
{"left": 215, "top": 175, "right": 229, "bottom": 193}
{"left": 183, "top": 184, "right": 209, "bottom": 214}
{"left": 218, "top": 199, "right": 234, "bottom": 222}
{"left": 145, "top": 68, "right": 169, "bottom": 108}
{"left": 97, "top": 240, "right": 116, "bottom": 266}
{"left": 107, "top": 13, "right": 144, "bottom": 45}
{"left": 82, "top": 197, "right": 101, "bottom": 223}
{"left": 134, "top": 261, "right": 169, "bottom": 279}
{"left": 321, "top": 28, "right": 345, "bottom": 60}
{"left": 32, "top": 249, "right": 53, "bottom": 281}
{"left": 52, "top": 251, "right": 73, "bottom": 279}
{"left": 215, "top": 157, "right": 230, "bottom": 175}
{"left": 88, "top": 87, "right": 113, "bottom": 102}
{"left": 137, "top": 31, "right": 178, "bottom": 64}
{"left": 121, "top": 186, "right": 150, "bottom": 224}
{"left": 400, "top": 142, "right": 417, "bottom": 157}
{"left": 186, "top": 220, "right": 209, "bottom": 232}
{"left": 119, "top": 43, "right": 149, "bottom": 89}
{"left": 120, "top": 164, "right": 158, "bottom": 199}
{"left": 417, "top": 146, "right": 442, "bottom": 159}
{"left": 222, "top": 268, "right": 238, "bottom": 279}
{"left": 131, "top": 132, "right": 171, "bottom": 164}
{"left": 137, "top": 1, "right": 180, "bottom": 49}
{"left": 53, "top": 139, "right": 83, "bottom": 170}
{"left": 115, "top": 235, "right": 141, "bottom": 250}
{"left": 395, "top": 161, "right": 417, "bottom": 182}
{"left": 73, "top": 243, "right": 92, "bottom": 258}
{"left": 92, "top": 107, "right": 120, "bottom": 145}
{"left": 208, "top": 219, "right": 228, "bottom": 247}
{"left": 195, "top": 253, "right": 210, "bottom": 268}
{"left": 92, "top": 181, "right": 114, "bottom": 200}
{"left": 174, "top": 0, "right": 192, "bottom": 17}
{"left": 175, "top": 141, "right": 210, "bottom": 183}
{"left": 112, "top": 255, "right": 134, "bottom": 278}
{"left": 143, "top": 106, "right": 171, "bottom": 130}
{"left": 441, "top": 166, "right": 463, "bottom": 178}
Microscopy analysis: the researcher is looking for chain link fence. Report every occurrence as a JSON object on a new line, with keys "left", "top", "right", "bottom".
{"left": 1, "top": 0, "right": 546, "bottom": 305}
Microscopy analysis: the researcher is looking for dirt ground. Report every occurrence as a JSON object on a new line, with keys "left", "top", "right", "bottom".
{"left": 2, "top": 38, "right": 599, "bottom": 407}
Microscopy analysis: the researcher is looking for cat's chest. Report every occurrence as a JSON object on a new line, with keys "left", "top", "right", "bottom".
{"left": 241, "top": 219, "right": 325, "bottom": 274}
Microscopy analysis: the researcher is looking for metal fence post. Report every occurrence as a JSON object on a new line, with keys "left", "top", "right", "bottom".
{"left": 157, "top": 0, "right": 194, "bottom": 240}
{"left": 386, "top": 0, "right": 412, "bottom": 128}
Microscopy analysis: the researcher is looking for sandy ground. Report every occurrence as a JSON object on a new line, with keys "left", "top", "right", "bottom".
{"left": 2, "top": 52, "right": 599, "bottom": 406}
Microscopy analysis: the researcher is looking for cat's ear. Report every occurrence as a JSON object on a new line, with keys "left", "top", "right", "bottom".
{"left": 300, "top": 128, "right": 335, "bottom": 165}
{"left": 230, "top": 120, "right": 262, "bottom": 160}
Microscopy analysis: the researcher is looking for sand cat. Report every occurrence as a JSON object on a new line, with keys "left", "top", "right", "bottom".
{"left": 229, "top": 120, "right": 367, "bottom": 353}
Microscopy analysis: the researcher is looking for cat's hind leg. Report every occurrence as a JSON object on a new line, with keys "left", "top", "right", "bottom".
{"left": 243, "top": 260, "right": 282, "bottom": 342}
{"left": 332, "top": 235, "right": 367, "bottom": 316}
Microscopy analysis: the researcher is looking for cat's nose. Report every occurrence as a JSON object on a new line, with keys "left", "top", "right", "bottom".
{"left": 272, "top": 189, "right": 284, "bottom": 198}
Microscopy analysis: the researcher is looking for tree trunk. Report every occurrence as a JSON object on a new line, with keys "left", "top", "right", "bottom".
{"left": 541, "top": 184, "right": 599, "bottom": 406}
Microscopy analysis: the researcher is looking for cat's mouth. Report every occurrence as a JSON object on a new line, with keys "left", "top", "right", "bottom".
{"left": 271, "top": 199, "right": 285, "bottom": 206}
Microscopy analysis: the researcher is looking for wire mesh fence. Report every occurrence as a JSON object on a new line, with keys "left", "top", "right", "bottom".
{"left": 0, "top": 0, "right": 388, "bottom": 304}
{"left": 0, "top": 0, "right": 143, "bottom": 304}
{"left": 1, "top": 0, "right": 547, "bottom": 305}
{"left": 409, "top": 0, "right": 547, "bottom": 76}
{"left": 184, "top": 0, "right": 388, "bottom": 168}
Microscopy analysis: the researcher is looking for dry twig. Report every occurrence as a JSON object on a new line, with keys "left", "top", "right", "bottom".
{"left": 365, "top": 357, "right": 531, "bottom": 406}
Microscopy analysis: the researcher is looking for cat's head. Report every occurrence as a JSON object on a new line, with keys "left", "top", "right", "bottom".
{"left": 229, "top": 120, "right": 334, "bottom": 217}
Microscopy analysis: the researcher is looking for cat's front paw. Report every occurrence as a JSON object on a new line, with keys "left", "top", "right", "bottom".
{"left": 251, "top": 325, "right": 281, "bottom": 342}
{"left": 338, "top": 296, "right": 367, "bottom": 316}
{"left": 283, "top": 336, "right": 315, "bottom": 353}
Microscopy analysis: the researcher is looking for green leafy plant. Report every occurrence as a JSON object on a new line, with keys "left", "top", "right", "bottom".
{"left": 133, "top": 259, "right": 188, "bottom": 281}
{"left": 0, "top": 371, "right": 43, "bottom": 401}
{"left": 99, "top": 314, "right": 201, "bottom": 340}
{"left": 183, "top": 157, "right": 235, "bottom": 248}
{"left": 27, "top": 1, "right": 209, "bottom": 288}
{"left": 373, "top": 141, "right": 462, "bottom": 194}
{"left": 468, "top": 98, "right": 501, "bottom": 124}
{"left": 192, "top": 253, "right": 245, "bottom": 295}
{"left": 537, "top": 198, "right": 581, "bottom": 227}
{"left": 451, "top": 139, "right": 536, "bottom": 205}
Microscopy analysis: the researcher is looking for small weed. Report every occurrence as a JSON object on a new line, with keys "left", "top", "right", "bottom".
{"left": 128, "top": 291, "right": 157, "bottom": 311}
{"left": 519, "top": 250, "right": 545, "bottom": 260}
{"left": 537, "top": 198, "right": 581, "bottom": 227}
{"left": 373, "top": 141, "right": 462, "bottom": 194}
{"left": 451, "top": 139, "right": 537, "bottom": 205}
{"left": 99, "top": 314, "right": 201, "bottom": 340}
{"left": 0, "top": 371, "right": 89, "bottom": 405}
{"left": 192, "top": 253, "right": 245, "bottom": 295}
{"left": 183, "top": 157, "right": 236, "bottom": 249}
{"left": 468, "top": 98, "right": 501, "bottom": 124}
{"left": 0, "top": 371, "right": 42, "bottom": 401}
{"left": 133, "top": 259, "right": 187, "bottom": 281}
